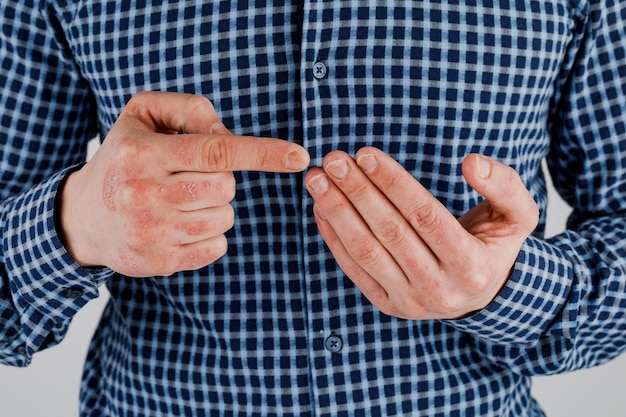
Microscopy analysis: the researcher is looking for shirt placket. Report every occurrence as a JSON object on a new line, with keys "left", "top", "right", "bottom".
{"left": 298, "top": 0, "right": 358, "bottom": 415}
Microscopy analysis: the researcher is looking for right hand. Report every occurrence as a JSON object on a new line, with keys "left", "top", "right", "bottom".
{"left": 57, "top": 91, "right": 310, "bottom": 277}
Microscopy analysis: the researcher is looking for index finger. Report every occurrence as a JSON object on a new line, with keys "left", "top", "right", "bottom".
{"left": 161, "top": 133, "right": 311, "bottom": 173}
{"left": 121, "top": 91, "right": 310, "bottom": 173}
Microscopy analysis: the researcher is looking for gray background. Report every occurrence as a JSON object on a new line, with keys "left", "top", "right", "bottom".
{"left": 1, "top": 145, "right": 625, "bottom": 416}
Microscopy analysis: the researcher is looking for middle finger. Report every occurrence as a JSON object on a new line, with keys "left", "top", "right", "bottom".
{"left": 319, "top": 151, "right": 439, "bottom": 279}
{"left": 163, "top": 171, "right": 237, "bottom": 211}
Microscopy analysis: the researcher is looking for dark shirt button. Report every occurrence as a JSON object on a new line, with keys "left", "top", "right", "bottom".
{"left": 313, "top": 61, "right": 327, "bottom": 79}
{"left": 16, "top": 345, "right": 28, "bottom": 356}
{"left": 325, "top": 334, "right": 343, "bottom": 353}
{"left": 64, "top": 287, "right": 84, "bottom": 299}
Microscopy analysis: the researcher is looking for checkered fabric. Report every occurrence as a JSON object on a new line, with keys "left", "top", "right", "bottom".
{"left": 2, "top": 0, "right": 626, "bottom": 416}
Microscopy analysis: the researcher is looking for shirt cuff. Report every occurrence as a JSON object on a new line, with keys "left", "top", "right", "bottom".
{"left": 2, "top": 166, "right": 114, "bottom": 345}
{"left": 444, "top": 236, "right": 574, "bottom": 346}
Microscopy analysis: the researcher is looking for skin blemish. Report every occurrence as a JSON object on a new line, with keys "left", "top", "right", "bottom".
{"left": 117, "top": 249, "right": 139, "bottom": 272}
{"left": 103, "top": 165, "right": 129, "bottom": 211}
{"left": 136, "top": 208, "right": 157, "bottom": 230}
{"left": 171, "top": 137, "right": 195, "bottom": 167}
{"left": 179, "top": 182, "right": 198, "bottom": 202}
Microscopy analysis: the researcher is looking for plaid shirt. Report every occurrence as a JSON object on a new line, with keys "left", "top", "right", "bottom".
{"left": 2, "top": 0, "right": 626, "bottom": 415}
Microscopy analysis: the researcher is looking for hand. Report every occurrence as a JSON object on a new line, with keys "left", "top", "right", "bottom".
{"left": 58, "top": 91, "right": 310, "bottom": 277}
{"left": 305, "top": 147, "right": 539, "bottom": 320}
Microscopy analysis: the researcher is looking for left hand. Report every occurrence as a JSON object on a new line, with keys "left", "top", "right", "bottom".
{"left": 305, "top": 147, "right": 539, "bottom": 320}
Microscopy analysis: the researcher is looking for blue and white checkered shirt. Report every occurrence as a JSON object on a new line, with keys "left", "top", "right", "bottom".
{"left": 2, "top": 0, "right": 626, "bottom": 415}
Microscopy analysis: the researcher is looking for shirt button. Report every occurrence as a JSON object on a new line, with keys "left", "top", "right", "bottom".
{"left": 313, "top": 61, "right": 327, "bottom": 79}
{"left": 16, "top": 345, "right": 28, "bottom": 356}
{"left": 325, "top": 334, "right": 343, "bottom": 353}
{"left": 64, "top": 287, "right": 84, "bottom": 299}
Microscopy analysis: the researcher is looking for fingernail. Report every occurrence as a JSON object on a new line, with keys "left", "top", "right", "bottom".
{"left": 325, "top": 159, "right": 348, "bottom": 179}
{"left": 357, "top": 153, "right": 377, "bottom": 173}
{"left": 475, "top": 154, "right": 492, "bottom": 179}
{"left": 307, "top": 173, "right": 329, "bottom": 194}
{"left": 285, "top": 150, "right": 309, "bottom": 171}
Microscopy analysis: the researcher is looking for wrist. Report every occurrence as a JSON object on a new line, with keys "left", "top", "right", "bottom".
{"left": 55, "top": 167, "right": 100, "bottom": 267}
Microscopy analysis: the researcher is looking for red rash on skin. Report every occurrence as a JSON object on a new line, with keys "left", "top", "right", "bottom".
{"left": 136, "top": 208, "right": 157, "bottom": 230}
{"left": 182, "top": 221, "right": 208, "bottom": 236}
{"left": 179, "top": 182, "right": 198, "bottom": 201}
{"left": 170, "top": 136, "right": 196, "bottom": 167}
{"left": 117, "top": 249, "right": 139, "bottom": 272}
{"left": 102, "top": 164, "right": 130, "bottom": 211}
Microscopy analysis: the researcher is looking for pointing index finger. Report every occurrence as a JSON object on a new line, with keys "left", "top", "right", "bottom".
{"left": 163, "top": 133, "right": 310, "bottom": 173}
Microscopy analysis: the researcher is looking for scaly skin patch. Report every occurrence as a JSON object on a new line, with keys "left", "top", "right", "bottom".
{"left": 102, "top": 164, "right": 130, "bottom": 211}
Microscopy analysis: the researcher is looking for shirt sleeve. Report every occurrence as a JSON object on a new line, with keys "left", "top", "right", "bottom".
{"left": 0, "top": 1, "right": 114, "bottom": 367}
{"left": 447, "top": 0, "right": 626, "bottom": 376}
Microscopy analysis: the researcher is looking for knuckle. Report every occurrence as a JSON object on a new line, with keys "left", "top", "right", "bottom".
{"left": 126, "top": 91, "right": 149, "bottom": 109}
{"left": 113, "top": 136, "right": 148, "bottom": 165}
{"left": 427, "top": 289, "right": 458, "bottom": 317}
{"left": 197, "top": 174, "right": 236, "bottom": 203}
{"left": 122, "top": 92, "right": 152, "bottom": 121}
{"left": 417, "top": 278, "right": 455, "bottom": 316}
{"left": 173, "top": 181, "right": 199, "bottom": 203}
{"left": 185, "top": 94, "right": 212, "bottom": 114}
{"left": 377, "top": 219, "right": 407, "bottom": 246}
{"left": 464, "top": 269, "right": 490, "bottom": 295}
{"left": 405, "top": 202, "right": 442, "bottom": 234}
{"left": 352, "top": 239, "right": 383, "bottom": 266}
{"left": 203, "top": 137, "right": 232, "bottom": 172}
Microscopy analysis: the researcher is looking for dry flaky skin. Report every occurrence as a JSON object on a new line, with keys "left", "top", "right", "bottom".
{"left": 58, "top": 91, "right": 309, "bottom": 277}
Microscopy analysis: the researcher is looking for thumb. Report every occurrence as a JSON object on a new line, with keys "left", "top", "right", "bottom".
{"left": 124, "top": 91, "right": 310, "bottom": 173}
{"left": 462, "top": 154, "right": 539, "bottom": 232}
{"left": 124, "top": 91, "right": 230, "bottom": 135}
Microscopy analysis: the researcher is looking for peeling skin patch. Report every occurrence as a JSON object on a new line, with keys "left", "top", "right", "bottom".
{"left": 179, "top": 182, "right": 198, "bottom": 202}
{"left": 103, "top": 165, "right": 129, "bottom": 211}
{"left": 103, "top": 163, "right": 146, "bottom": 211}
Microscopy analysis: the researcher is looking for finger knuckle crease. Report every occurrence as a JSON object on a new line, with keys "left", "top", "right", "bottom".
{"left": 377, "top": 220, "right": 406, "bottom": 246}
{"left": 406, "top": 203, "right": 441, "bottom": 233}
{"left": 204, "top": 138, "right": 231, "bottom": 171}
{"left": 353, "top": 240, "right": 383, "bottom": 266}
